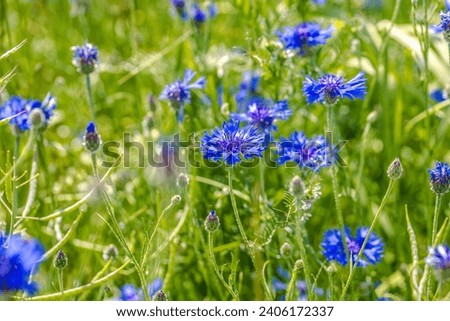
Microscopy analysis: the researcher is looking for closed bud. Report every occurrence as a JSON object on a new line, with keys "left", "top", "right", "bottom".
{"left": 83, "top": 122, "right": 101, "bottom": 153}
{"left": 53, "top": 250, "right": 68, "bottom": 269}
{"left": 204, "top": 210, "right": 220, "bottom": 233}
{"left": 289, "top": 175, "right": 305, "bottom": 196}
{"left": 152, "top": 290, "right": 168, "bottom": 301}
{"left": 327, "top": 263, "right": 338, "bottom": 274}
{"left": 29, "top": 108, "right": 46, "bottom": 129}
{"left": 102, "top": 244, "right": 119, "bottom": 261}
{"left": 176, "top": 173, "right": 189, "bottom": 188}
{"left": 171, "top": 195, "right": 182, "bottom": 205}
{"left": 387, "top": 157, "right": 403, "bottom": 180}
{"left": 294, "top": 259, "right": 304, "bottom": 271}
{"left": 280, "top": 242, "right": 292, "bottom": 257}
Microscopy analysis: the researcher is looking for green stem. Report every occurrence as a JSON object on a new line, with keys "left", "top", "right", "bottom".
{"left": 21, "top": 143, "right": 38, "bottom": 219}
{"left": 18, "top": 156, "right": 121, "bottom": 222}
{"left": 431, "top": 194, "right": 442, "bottom": 246}
{"left": 8, "top": 135, "right": 20, "bottom": 236}
{"left": 326, "top": 106, "right": 349, "bottom": 262}
{"left": 91, "top": 153, "right": 149, "bottom": 301}
{"left": 208, "top": 232, "right": 239, "bottom": 300}
{"left": 228, "top": 169, "right": 271, "bottom": 299}
{"left": 295, "top": 217, "right": 313, "bottom": 300}
{"left": 340, "top": 179, "right": 395, "bottom": 300}
{"left": 141, "top": 200, "right": 175, "bottom": 267}
{"left": 0, "top": 130, "right": 36, "bottom": 187}
{"left": 285, "top": 266, "right": 298, "bottom": 301}
{"left": 26, "top": 260, "right": 130, "bottom": 300}
{"left": 58, "top": 269, "right": 64, "bottom": 294}
{"left": 85, "top": 74, "right": 96, "bottom": 122}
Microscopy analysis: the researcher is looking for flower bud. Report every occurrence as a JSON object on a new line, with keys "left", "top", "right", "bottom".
{"left": 171, "top": 195, "right": 182, "bottom": 205}
{"left": 204, "top": 210, "right": 220, "bottom": 233}
{"left": 280, "top": 242, "right": 292, "bottom": 257}
{"left": 102, "top": 244, "right": 119, "bottom": 261}
{"left": 176, "top": 173, "right": 190, "bottom": 188}
{"left": 387, "top": 157, "right": 403, "bottom": 180}
{"left": 294, "top": 259, "right": 304, "bottom": 271}
{"left": 53, "top": 250, "right": 68, "bottom": 270}
{"left": 289, "top": 175, "right": 305, "bottom": 196}
{"left": 29, "top": 108, "right": 46, "bottom": 129}
{"left": 83, "top": 122, "right": 101, "bottom": 153}
{"left": 152, "top": 290, "right": 168, "bottom": 301}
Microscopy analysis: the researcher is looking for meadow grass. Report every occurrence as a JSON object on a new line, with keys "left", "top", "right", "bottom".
{"left": 0, "top": 0, "right": 449, "bottom": 301}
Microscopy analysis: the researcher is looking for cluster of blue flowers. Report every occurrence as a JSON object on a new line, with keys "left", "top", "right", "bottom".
{"left": 118, "top": 278, "right": 163, "bottom": 301}
{"left": 0, "top": 94, "right": 56, "bottom": 133}
{"left": 0, "top": 232, "right": 45, "bottom": 295}
{"left": 321, "top": 227, "right": 384, "bottom": 267}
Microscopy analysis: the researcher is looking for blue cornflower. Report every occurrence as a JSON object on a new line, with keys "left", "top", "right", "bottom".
{"left": 231, "top": 99, "right": 291, "bottom": 133}
{"left": 446, "top": 0, "right": 450, "bottom": 11}
{"left": 426, "top": 244, "right": 450, "bottom": 269}
{"left": 434, "top": 11, "right": 450, "bottom": 35}
{"left": 159, "top": 69, "right": 206, "bottom": 122}
{"left": 118, "top": 278, "right": 163, "bottom": 301}
{"left": 191, "top": 3, "right": 207, "bottom": 23}
{"left": 312, "top": 0, "right": 326, "bottom": 5}
{"left": 0, "top": 96, "right": 29, "bottom": 132}
{"left": 430, "top": 89, "right": 448, "bottom": 102}
{"left": 321, "top": 226, "right": 384, "bottom": 267}
{"left": 0, "top": 94, "right": 56, "bottom": 133}
{"left": 71, "top": 43, "right": 99, "bottom": 74}
{"left": 277, "top": 131, "right": 330, "bottom": 172}
{"left": 276, "top": 22, "right": 333, "bottom": 56}
{"left": 235, "top": 72, "right": 261, "bottom": 112}
{"left": 426, "top": 244, "right": 450, "bottom": 281}
{"left": 303, "top": 72, "right": 367, "bottom": 105}
{"left": 200, "top": 120, "right": 265, "bottom": 166}
{"left": 428, "top": 161, "right": 450, "bottom": 194}
{"left": 0, "top": 232, "right": 45, "bottom": 295}
{"left": 119, "top": 284, "right": 141, "bottom": 301}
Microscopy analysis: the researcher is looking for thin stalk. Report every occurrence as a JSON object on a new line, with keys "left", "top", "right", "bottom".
{"left": 91, "top": 153, "right": 149, "bottom": 300}
{"left": 285, "top": 266, "right": 298, "bottom": 301}
{"left": 8, "top": 135, "right": 20, "bottom": 236}
{"left": 431, "top": 194, "right": 442, "bottom": 246}
{"left": 0, "top": 129, "right": 36, "bottom": 187}
{"left": 295, "top": 217, "right": 313, "bottom": 300}
{"left": 423, "top": 193, "right": 443, "bottom": 299}
{"left": 340, "top": 179, "right": 395, "bottom": 300}
{"left": 208, "top": 233, "right": 239, "bottom": 300}
{"left": 228, "top": 169, "right": 271, "bottom": 299}
{"left": 20, "top": 143, "right": 38, "bottom": 219}
{"left": 85, "top": 74, "right": 96, "bottom": 122}
{"left": 17, "top": 155, "right": 121, "bottom": 221}
{"left": 326, "top": 106, "right": 349, "bottom": 261}
{"left": 141, "top": 200, "right": 176, "bottom": 267}
{"left": 26, "top": 260, "right": 130, "bottom": 301}
{"left": 58, "top": 269, "right": 64, "bottom": 294}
